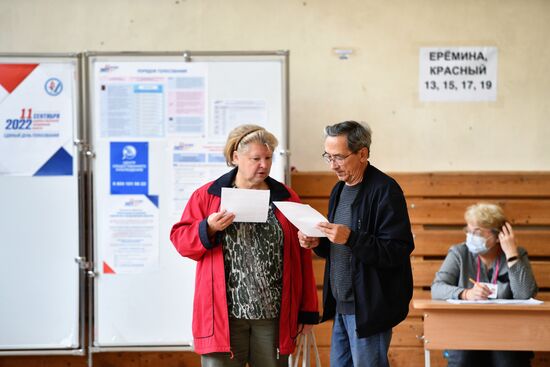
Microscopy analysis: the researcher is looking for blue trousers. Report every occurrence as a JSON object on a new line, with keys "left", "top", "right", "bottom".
{"left": 330, "top": 313, "right": 392, "bottom": 367}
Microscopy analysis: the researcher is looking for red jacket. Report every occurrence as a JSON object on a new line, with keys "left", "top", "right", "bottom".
{"left": 170, "top": 168, "right": 319, "bottom": 355}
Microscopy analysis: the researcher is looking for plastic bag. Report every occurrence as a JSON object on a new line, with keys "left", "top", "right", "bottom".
{"left": 289, "top": 330, "right": 322, "bottom": 367}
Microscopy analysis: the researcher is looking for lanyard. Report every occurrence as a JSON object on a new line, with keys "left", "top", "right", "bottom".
{"left": 476, "top": 256, "right": 500, "bottom": 284}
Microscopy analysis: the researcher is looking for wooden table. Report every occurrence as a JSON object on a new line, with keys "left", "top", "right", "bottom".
{"left": 412, "top": 300, "right": 550, "bottom": 367}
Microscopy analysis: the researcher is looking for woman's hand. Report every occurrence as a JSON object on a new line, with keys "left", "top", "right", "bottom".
{"left": 498, "top": 222, "right": 519, "bottom": 259}
{"left": 298, "top": 231, "right": 320, "bottom": 249}
{"left": 207, "top": 209, "right": 235, "bottom": 237}
{"left": 462, "top": 282, "right": 492, "bottom": 300}
{"left": 299, "top": 324, "right": 314, "bottom": 335}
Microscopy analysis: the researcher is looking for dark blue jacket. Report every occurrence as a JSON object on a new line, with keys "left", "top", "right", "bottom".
{"left": 313, "top": 164, "right": 414, "bottom": 338}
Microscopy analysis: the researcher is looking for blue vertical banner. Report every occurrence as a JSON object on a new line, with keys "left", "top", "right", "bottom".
{"left": 110, "top": 142, "right": 148, "bottom": 194}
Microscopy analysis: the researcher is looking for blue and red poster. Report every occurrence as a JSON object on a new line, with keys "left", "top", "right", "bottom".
{"left": 0, "top": 61, "right": 76, "bottom": 176}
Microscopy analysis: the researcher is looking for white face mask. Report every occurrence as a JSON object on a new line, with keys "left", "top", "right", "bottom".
{"left": 466, "top": 233, "right": 490, "bottom": 255}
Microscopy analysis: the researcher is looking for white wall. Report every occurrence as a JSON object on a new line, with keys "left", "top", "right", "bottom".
{"left": 2, "top": 0, "right": 549, "bottom": 171}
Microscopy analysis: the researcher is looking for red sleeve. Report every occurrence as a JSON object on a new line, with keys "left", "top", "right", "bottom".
{"left": 299, "top": 243, "right": 320, "bottom": 323}
{"left": 286, "top": 185, "right": 320, "bottom": 323}
{"left": 170, "top": 185, "right": 221, "bottom": 261}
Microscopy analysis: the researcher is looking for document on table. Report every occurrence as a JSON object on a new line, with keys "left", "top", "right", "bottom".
{"left": 221, "top": 188, "right": 270, "bottom": 222}
{"left": 446, "top": 298, "right": 544, "bottom": 305}
{"left": 272, "top": 201, "right": 328, "bottom": 237}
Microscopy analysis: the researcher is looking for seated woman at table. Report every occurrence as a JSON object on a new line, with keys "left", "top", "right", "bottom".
{"left": 431, "top": 202, "right": 538, "bottom": 367}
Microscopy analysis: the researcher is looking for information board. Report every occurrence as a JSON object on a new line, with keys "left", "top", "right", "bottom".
{"left": 87, "top": 52, "right": 289, "bottom": 347}
{"left": 0, "top": 55, "right": 81, "bottom": 351}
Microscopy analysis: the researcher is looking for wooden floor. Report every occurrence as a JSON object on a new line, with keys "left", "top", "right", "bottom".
{"left": 1, "top": 350, "right": 550, "bottom": 367}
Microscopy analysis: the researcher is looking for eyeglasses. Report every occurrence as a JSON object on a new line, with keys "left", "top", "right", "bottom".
{"left": 462, "top": 226, "right": 498, "bottom": 237}
{"left": 322, "top": 152, "right": 354, "bottom": 165}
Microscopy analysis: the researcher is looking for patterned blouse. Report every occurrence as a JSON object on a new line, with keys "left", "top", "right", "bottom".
{"left": 223, "top": 205, "right": 284, "bottom": 319}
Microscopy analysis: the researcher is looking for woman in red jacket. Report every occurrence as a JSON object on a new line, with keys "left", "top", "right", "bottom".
{"left": 170, "top": 124, "right": 319, "bottom": 367}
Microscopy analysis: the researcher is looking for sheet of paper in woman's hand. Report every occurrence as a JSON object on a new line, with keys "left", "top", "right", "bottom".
{"left": 221, "top": 188, "right": 270, "bottom": 222}
{"left": 272, "top": 201, "right": 328, "bottom": 237}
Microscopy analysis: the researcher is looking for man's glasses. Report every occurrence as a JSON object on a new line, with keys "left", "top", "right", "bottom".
{"left": 322, "top": 152, "right": 354, "bottom": 165}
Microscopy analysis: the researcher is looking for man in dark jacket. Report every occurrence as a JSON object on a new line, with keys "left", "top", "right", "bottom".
{"left": 298, "top": 121, "right": 414, "bottom": 367}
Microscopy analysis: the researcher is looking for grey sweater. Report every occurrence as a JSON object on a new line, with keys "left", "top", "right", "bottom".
{"left": 431, "top": 244, "right": 538, "bottom": 300}
{"left": 329, "top": 183, "right": 361, "bottom": 314}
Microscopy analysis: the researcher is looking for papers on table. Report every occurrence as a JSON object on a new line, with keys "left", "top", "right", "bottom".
{"left": 446, "top": 298, "right": 544, "bottom": 305}
{"left": 221, "top": 188, "right": 270, "bottom": 222}
{"left": 272, "top": 201, "right": 328, "bottom": 237}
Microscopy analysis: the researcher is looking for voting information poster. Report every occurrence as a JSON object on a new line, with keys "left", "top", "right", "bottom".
{"left": 0, "top": 62, "right": 76, "bottom": 176}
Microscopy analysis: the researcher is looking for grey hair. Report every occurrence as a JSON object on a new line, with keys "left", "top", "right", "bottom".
{"left": 324, "top": 121, "right": 372, "bottom": 153}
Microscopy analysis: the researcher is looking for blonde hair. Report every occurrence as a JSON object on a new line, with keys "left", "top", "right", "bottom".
{"left": 464, "top": 203, "right": 506, "bottom": 231}
{"left": 223, "top": 124, "right": 279, "bottom": 167}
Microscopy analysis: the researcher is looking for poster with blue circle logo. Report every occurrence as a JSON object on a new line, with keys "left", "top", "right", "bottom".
{"left": 0, "top": 62, "right": 76, "bottom": 176}
{"left": 110, "top": 142, "right": 148, "bottom": 194}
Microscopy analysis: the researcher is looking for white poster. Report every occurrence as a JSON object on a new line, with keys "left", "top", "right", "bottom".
{"left": 210, "top": 99, "right": 267, "bottom": 140}
{"left": 102, "top": 195, "right": 160, "bottom": 275}
{"left": 94, "top": 62, "right": 207, "bottom": 138}
{"left": 171, "top": 140, "right": 230, "bottom": 219}
{"left": 419, "top": 47, "right": 498, "bottom": 102}
{"left": 0, "top": 62, "right": 76, "bottom": 176}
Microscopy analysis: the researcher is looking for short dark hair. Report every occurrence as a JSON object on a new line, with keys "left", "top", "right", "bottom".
{"left": 324, "top": 120, "right": 372, "bottom": 153}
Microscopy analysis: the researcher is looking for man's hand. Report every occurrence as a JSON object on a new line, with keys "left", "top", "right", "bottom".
{"left": 316, "top": 222, "right": 351, "bottom": 245}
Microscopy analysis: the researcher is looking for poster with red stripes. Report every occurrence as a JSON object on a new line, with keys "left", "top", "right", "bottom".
{"left": 0, "top": 61, "right": 76, "bottom": 176}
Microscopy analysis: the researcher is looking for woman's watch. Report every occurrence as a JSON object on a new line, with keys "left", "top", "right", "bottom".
{"left": 506, "top": 255, "right": 519, "bottom": 262}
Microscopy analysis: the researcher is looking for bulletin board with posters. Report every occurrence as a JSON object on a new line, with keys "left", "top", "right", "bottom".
{"left": 0, "top": 54, "right": 83, "bottom": 353}
{"left": 86, "top": 51, "right": 289, "bottom": 349}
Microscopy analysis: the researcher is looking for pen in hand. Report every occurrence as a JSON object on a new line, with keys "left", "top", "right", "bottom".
{"left": 462, "top": 278, "right": 477, "bottom": 300}
{"left": 467, "top": 277, "right": 492, "bottom": 300}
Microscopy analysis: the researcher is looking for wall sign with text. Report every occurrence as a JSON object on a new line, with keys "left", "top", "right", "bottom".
{"left": 419, "top": 47, "right": 498, "bottom": 102}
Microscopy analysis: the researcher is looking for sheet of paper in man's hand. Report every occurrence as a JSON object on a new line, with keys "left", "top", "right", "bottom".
{"left": 272, "top": 201, "right": 328, "bottom": 237}
{"left": 221, "top": 187, "right": 270, "bottom": 222}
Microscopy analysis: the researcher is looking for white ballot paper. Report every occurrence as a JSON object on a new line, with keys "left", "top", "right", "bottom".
{"left": 447, "top": 298, "right": 543, "bottom": 305}
{"left": 273, "top": 201, "right": 328, "bottom": 237}
{"left": 221, "top": 187, "right": 270, "bottom": 222}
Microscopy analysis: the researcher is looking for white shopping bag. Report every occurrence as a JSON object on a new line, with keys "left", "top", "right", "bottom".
{"left": 289, "top": 330, "right": 322, "bottom": 367}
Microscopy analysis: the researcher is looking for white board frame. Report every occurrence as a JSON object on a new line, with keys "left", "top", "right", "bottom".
{"left": 85, "top": 51, "right": 290, "bottom": 352}
{"left": 0, "top": 53, "right": 85, "bottom": 356}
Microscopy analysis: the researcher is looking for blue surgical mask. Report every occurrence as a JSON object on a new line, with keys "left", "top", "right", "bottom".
{"left": 466, "top": 233, "right": 490, "bottom": 255}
